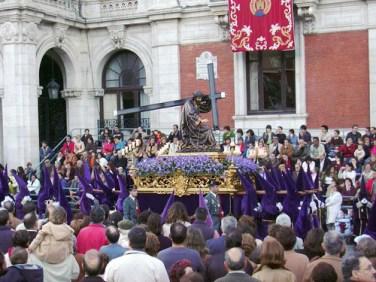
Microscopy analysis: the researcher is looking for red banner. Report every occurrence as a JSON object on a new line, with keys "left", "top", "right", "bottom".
{"left": 229, "top": 0, "right": 295, "bottom": 52}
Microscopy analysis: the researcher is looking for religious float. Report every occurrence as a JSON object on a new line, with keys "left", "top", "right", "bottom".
{"left": 130, "top": 153, "right": 257, "bottom": 197}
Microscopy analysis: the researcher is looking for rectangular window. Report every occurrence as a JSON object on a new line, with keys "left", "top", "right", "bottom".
{"left": 247, "top": 51, "right": 295, "bottom": 114}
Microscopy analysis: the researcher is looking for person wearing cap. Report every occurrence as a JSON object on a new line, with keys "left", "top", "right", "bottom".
{"left": 123, "top": 187, "right": 139, "bottom": 224}
{"left": 205, "top": 181, "right": 222, "bottom": 231}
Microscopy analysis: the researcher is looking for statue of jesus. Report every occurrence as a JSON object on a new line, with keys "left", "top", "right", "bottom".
{"left": 180, "top": 91, "right": 217, "bottom": 151}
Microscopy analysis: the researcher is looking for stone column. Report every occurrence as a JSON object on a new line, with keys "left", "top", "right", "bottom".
{"left": 62, "top": 88, "right": 103, "bottom": 136}
{"left": 149, "top": 16, "right": 181, "bottom": 131}
{"left": 0, "top": 21, "right": 40, "bottom": 169}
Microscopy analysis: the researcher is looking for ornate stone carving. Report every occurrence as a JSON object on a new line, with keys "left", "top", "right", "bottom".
{"left": 0, "top": 22, "right": 39, "bottom": 44}
{"left": 214, "top": 14, "right": 230, "bottom": 41}
{"left": 101, "top": 0, "right": 138, "bottom": 12}
{"left": 88, "top": 88, "right": 104, "bottom": 97}
{"left": 295, "top": 0, "right": 318, "bottom": 34}
{"left": 209, "top": 0, "right": 229, "bottom": 41}
{"left": 61, "top": 89, "right": 82, "bottom": 98}
{"left": 107, "top": 25, "right": 126, "bottom": 49}
{"left": 22, "top": 22, "right": 39, "bottom": 43}
{"left": 54, "top": 24, "right": 69, "bottom": 48}
{"left": 0, "top": 22, "right": 19, "bottom": 43}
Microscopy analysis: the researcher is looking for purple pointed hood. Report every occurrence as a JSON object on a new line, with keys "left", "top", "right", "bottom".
{"left": 282, "top": 171, "right": 300, "bottom": 223}
{"left": 255, "top": 173, "right": 279, "bottom": 218}
{"left": 294, "top": 194, "right": 312, "bottom": 239}
{"left": 116, "top": 174, "right": 129, "bottom": 213}
{"left": 198, "top": 189, "right": 213, "bottom": 227}
{"left": 161, "top": 192, "right": 175, "bottom": 223}
{"left": 238, "top": 172, "right": 258, "bottom": 217}
{"left": 83, "top": 161, "right": 91, "bottom": 183}
{"left": 37, "top": 167, "right": 53, "bottom": 215}
{"left": 14, "top": 173, "right": 30, "bottom": 219}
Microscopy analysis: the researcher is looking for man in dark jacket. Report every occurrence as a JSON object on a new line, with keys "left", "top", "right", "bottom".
{"left": 0, "top": 247, "right": 43, "bottom": 282}
{"left": 123, "top": 187, "right": 139, "bottom": 223}
{"left": 0, "top": 209, "right": 14, "bottom": 254}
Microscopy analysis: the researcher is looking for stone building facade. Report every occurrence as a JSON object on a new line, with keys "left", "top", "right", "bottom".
{"left": 0, "top": 0, "right": 375, "bottom": 168}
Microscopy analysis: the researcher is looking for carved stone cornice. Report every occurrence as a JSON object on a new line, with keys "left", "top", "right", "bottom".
{"left": 54, "top": 23, "right": 69, "bottom": 48}
{"left": 88, "top": 88, "right": 104, "bottom": 97}
{"left": 295, "top": 0, "right": 319, "bottom": 34}
{"left": 0, "top": 22, "right": 39, "bottom": 44}
{"left": 107, "top": 25, "right": 126, "bottom": 49}
{"left": 61, "top": 89, "right": 82, "bottom": 98}
{"left": 0, "top": 89, "right": 4, "bottom": 99}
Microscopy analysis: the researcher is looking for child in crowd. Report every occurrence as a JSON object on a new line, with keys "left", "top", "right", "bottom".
{"left": 28, "top": 206, "right": 74, "bottom": 264}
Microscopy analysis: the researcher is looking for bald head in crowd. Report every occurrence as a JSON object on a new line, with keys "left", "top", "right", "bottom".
{"left": 84, "top": 250, "right": 102, "bottom": 277}
{"left": 225, "top": 248, "right": 245, "bottom": 271}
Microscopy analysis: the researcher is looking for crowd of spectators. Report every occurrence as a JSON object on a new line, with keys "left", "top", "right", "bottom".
{"left": 0, "top": 200, "right": 375, "bottom": 281}
{"left": 0, "top": 123, "right": 375, "bottom": 281}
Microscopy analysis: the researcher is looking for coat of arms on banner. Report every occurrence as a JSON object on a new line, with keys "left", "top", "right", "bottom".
{"left": 249, "top": 0, "right": 271, "bottom": 17}
{"left": 229, "top": 0, "right": 295, "bottom": 52}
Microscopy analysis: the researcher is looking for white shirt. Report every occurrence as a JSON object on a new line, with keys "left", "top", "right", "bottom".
{"left": 338, "top": 169, "right": 356, "bottom": 186}
{"left": 27, "top": 179, "right": 41, "bottom": 194}
{"left": 325, "top": 191, "right": 343, "bottom": 224}
{"left": 162, "top": 221, "right": 191, "bottom": 238}
{"left": 104, "top": 250, "right": 169, "bottom": 282}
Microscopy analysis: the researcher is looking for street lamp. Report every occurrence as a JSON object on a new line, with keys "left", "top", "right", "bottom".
{"left": 47, "top": 79, "right": 60, "bottom": 100}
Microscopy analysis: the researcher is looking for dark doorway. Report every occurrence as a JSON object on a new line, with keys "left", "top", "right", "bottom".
{"left": 38, "top": 51, "right": 67, "bottom": 148}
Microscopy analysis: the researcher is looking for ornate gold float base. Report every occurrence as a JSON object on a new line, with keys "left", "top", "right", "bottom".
{"left": 131, "top": 152, "right": 243, "bottom": 197}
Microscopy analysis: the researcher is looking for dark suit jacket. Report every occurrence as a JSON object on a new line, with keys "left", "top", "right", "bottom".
{"left": 214, "top": 272, "right": 259, "bottom": 282}
{"left": 123, "top": 196, "right": 137, "bottom": 223}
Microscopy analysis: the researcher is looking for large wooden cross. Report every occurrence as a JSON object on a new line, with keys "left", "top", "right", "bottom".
{"left": 114, "top": 63, "right": 225, "bottom": 130}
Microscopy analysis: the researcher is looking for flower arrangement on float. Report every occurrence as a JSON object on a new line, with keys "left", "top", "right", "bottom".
{"left": 132, "top": 154, "right": 257, "bottom": 196}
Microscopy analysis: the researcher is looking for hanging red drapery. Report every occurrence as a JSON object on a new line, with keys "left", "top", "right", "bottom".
{"left": 228, "top": 0, "right": 295, "bottom": 52}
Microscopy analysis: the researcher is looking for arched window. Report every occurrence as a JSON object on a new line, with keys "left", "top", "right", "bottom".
{"left": 102, "top": 51, "right": 148, "bottom": 129}
{"left": 104, "top": 51, "right": 146, "bottom": 89}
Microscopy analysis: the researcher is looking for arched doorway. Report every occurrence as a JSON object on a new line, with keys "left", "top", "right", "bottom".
{"left": 38, "top": 50, "right": 67, "bottom": 148}
{"left": 101, "top": 50, "right": 147, "bottom": 129}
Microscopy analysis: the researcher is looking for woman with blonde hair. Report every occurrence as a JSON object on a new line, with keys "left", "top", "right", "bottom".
{"left": 252, "top": 238, "right": 296, "bottom": 282}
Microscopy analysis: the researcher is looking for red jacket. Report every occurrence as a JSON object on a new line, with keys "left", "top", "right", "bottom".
{"left": 76, "top": 224, "right": 108, "bottom": 254}
{"left": 338, "top": 144, "right": 357, "bottom": 158}
{"left": 366, "top": 178, "right": 375, "bottom": 195}
{"left": 60, "top": 142, "right": 75, "bottom": 155}
{"left": 102, "top": 142, "right": 114, "bottom": 155}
